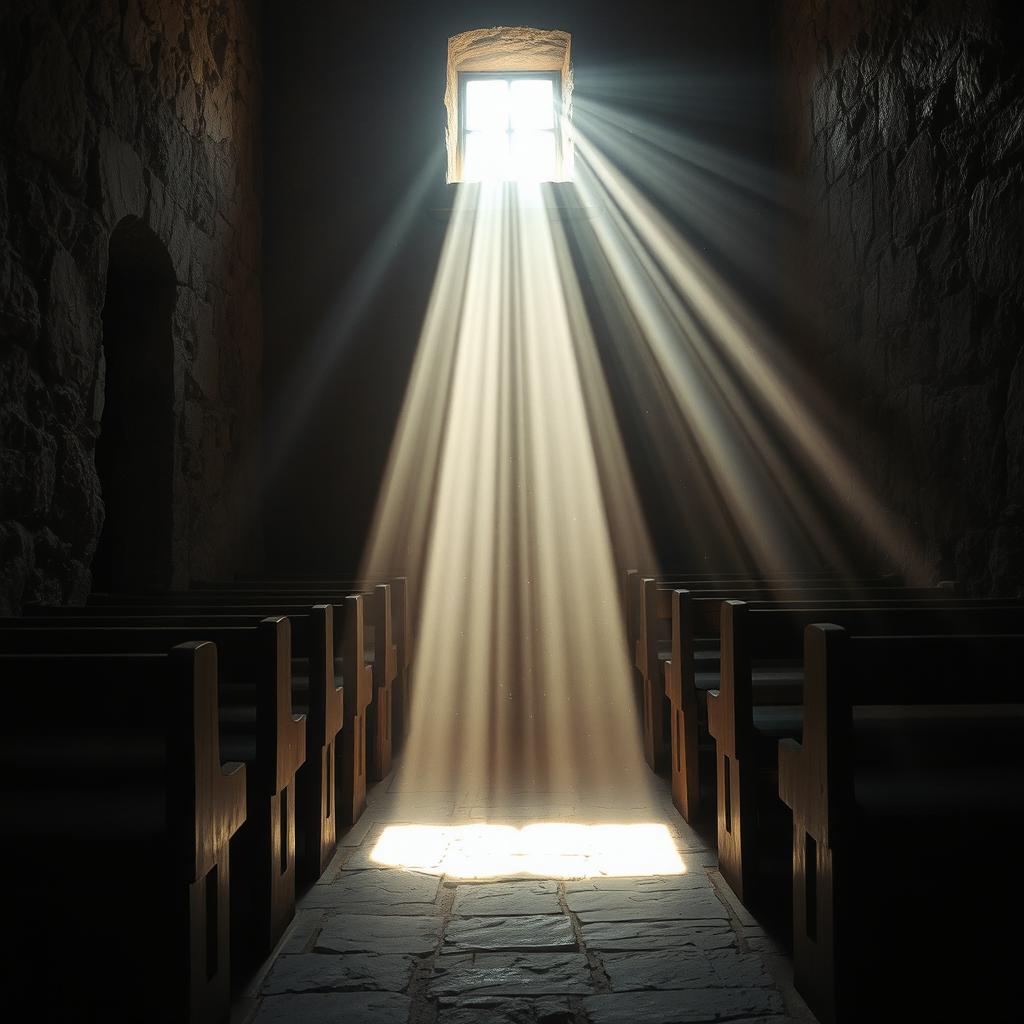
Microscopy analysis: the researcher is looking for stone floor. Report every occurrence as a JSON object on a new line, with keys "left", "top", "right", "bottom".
{"left": 235, "top": 763, "right": 817, "bottom": 1024}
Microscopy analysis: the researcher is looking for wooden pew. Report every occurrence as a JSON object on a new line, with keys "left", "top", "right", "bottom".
{"left": 631, "top": 575, "right": 918, "bottom": 771}
{"left": 622, "top": 566, "right": 885, "bottom": 676}
{"left": 659, "top": 587, "right": 974, "bottom": 821}
{"left": 0, "top": 642, "right": 246, "bottom": 1023}
{"left": 19, "top": 594, "right": 373, "bottom": 878}
{"left": 778, "top": 626, "right": 1024, "bottom": 1023}
{"left": 631, "top": 579, "right": 934, "bottom": 785}
{"left": 708, "top": 600, "right": 1024, "bottom": 906}
{"left": 89, "top": 583, "right": 402, "bottom": 778}
{"left": 191, "top": 577, "right": 413, "bottom": 748}
{"left": 625, "top": 571, "right": 870, "bottom": 805}
{"left": 0, "top": 620, "right": 305, "bottom": 965}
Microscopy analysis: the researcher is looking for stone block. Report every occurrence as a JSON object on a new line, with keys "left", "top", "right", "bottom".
{"left": 301, "top": 868, "right": 441, "bottom": 912}
{"left": 429, "top": 952, "right": 593, "bottom": 996}
{"left": 564, "top": 874, "right": 709, "bottom": 897}
{"left": 579, "top": 920, "right": 736, "bottom": 953}
{"left": 251, "top": 992, "right": 411, "bottom": 1024}
{"left": 314, "top": 914, "right": 441, "bottom": 955}
{"left": 96, "top": 129, "right": 147, "bottom": 228}
{"left": 584, "top": 988, "right": 786, "bottom": 1023}
{"left": 43, "top": 245, "right": 95, "bottom": 387}
{"left": 16, "top": 20, "right": 86, "bottom": 186}
{"left": 569, "top": 888, "right": 728, "bottom": 923}
{"left": 969, "top": 167, "right": 1024, "bottom": 299}
{"left": 599, "top": 950, "right": 774, "bottom": 991}
{"left": 436, "top": 996, "right": 577, "bottom": 1023}
{"left": 452, "top": 881, "right": 561, "bottom": 917}
{"left": 0, "top": 413, "right": 56, "bottom": 522}
{"left": 0, "top": 245, "right": 41, "bottom": 347}
{"left": 261, "top": 953, "right": 416, "bottom": 994}
{"left": 443, "top": 914, "right": 576, "bottom": 953}
{"left": 0, "top": 522, "right": 34, "bottom": 615}
{"left": 892, "top": 134, "right": 934, "bottom": 241}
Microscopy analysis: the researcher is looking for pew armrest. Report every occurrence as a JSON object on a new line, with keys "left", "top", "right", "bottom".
{"left": 706, "top": 688, "right": 722, "bottom": 739}
{"left": 219, "top": 761, "right": 248, "bottom": 837}
{"left": 664, "top": 658, "right": 679, "bottom": 706}
{"left": 777, "top": 736, "right": 802, "bottom": 811}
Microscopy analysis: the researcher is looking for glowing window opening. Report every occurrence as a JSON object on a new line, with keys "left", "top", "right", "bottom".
{"left": 445, "top": 27, "right": 573, "bottom": 184}
{"left": 459, "top": 72, "right": 562, "bottom": 182}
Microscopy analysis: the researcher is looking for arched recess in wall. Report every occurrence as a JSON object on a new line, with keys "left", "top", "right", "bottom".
{"left": 93, "top": 217, "right": 176, "bottom": 591}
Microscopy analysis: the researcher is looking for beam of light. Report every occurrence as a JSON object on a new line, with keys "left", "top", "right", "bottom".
{"left": 369, "top": 822, "right": 685, "bottom": 878}
{"left": 561, "top": 92, "right": 930, "bottom": 579}
{"left": 358, "top": 64, "right": 932, "bottom": 845}
{"left": 361, "top": 179, "right": 656, "bottom": 808}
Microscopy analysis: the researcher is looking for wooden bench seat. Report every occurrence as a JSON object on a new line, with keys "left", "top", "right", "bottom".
{"left": 778, "top": 626, "right": 1024, "bottom": 1023}
{"left": 190, "top": 578, "right": 411, "bottom": 749}
{"left": 708, "top": 600, "right": 1024, "bottom": 905}
{"left": 633, "top": 577, "right": 930, "bottom": 773}
{"left": 0, "top": 620, "right": 305, "bottom": 967}
{"left": 23, "top": 597, "right": 374, "bottom": 876}
{"left": 88, "top": 583, "right": 402, "bottom": 777}
{"left": 0, "top": 642, "right": 246, "bottom": 1023}
{"left": 661, "top": 589, "right": 1017, "bottom": 821}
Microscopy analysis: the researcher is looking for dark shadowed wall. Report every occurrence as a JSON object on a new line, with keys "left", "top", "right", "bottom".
{"left": 0, "top": 0, "right": 264, "bottom": 611}
{"left": 775, "top": 0, "right": 1024, "bottom": 594}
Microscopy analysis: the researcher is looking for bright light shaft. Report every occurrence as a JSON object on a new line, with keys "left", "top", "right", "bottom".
{"left": 568, "top": 118, "right": 928, "bottom": 578}
{"left": 361, "top": 181, "right": 655, "bottom": 805}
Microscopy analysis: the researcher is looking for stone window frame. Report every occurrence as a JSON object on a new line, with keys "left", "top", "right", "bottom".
{"left": 445, "top": 26, "right": 573, "bottom": 184}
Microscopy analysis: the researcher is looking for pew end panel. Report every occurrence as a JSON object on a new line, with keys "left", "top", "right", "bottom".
{"left": 366, "top": 584, "right": 397, "bottom": 782}
{"left": 706, "top": 600, "right": 760, "bottom": 905}
{"left": 779, "top": 624, "right": 1024, "bottom": 1023}
{"left": 295, "top": 604, "right": 346, "bottom": 884}
{"left": 639, "top": 577, "right": 671, "bottom": 772}
{"left": 0, "top": 643, "right": 247, "bottom": 1024}
{"left": 248, "top": 616, "right": 307, "bottom": 951}
{"left": 338, "top": 594, "right": 373, "bottom": 826}
{"left": 175, "top": 641, "right": 248, "bottom": 1024}
{"left": 665, "top": 588, "right": 701, "bottom": 821}
{"left": 390, "top": 576, "right": 413, "bottom": 752}
{"left": 776, "top": 624, "right": 848, "bottom": 1024}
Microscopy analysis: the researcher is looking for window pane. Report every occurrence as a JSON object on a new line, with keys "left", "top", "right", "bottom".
{"left": 510, "top": 130, "right": 556, "bottom": 181}
{"left": 464, "top": 131, "right": 511, "bottom": 181}
{"left": 465, "top": 79, "right": 509, "bottom": 132}
{"left": 510, "top": 78, "right": 554, "bottom": 132}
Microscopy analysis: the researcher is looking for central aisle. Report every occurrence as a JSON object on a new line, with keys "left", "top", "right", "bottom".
{"left": 239, "top": 763, "right": 815, "bottom": 1024}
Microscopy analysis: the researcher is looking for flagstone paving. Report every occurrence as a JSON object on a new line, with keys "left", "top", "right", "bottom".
{"left": 239, "top": 765, "right": 817, "bottom": 1023}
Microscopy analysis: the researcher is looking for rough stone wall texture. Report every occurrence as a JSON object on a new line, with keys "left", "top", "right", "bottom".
{"left": 775, "top": 0, "right": 1024, "bottom": 595}
{"left": 0, "top": 0, "right": 263, "bottom": 612}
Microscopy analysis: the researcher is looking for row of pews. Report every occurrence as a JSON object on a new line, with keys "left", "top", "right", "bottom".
{"left": 0, "top": 576, "right": 412, "bottom": 1024}
{"left": 624, "top": 568, "right": 1024, "bottom": 1023}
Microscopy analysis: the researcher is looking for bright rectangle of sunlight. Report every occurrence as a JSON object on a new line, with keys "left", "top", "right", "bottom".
{"left": 369, "top": 823, "right": 686, "bottom": 878}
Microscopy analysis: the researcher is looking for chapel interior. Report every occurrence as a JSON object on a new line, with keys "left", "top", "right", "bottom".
{"left": 1, "top": 1, "right": 1022, "bottom": 1022}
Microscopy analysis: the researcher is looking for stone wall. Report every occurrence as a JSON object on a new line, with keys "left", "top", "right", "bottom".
{"left": 774, "top": 0, "right": 1024, "bottom": 594}
{"left": 0, "top": 0, "right": 263, "bottom": 612}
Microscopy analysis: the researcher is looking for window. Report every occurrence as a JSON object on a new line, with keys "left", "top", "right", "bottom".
{"left": 460, "top": 72, "right": 560, "bottom": 182}
{"left": 444, "top": 27, "right": 573, "bottom": 184}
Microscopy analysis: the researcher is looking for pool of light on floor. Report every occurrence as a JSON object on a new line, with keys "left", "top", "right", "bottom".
{"left": 369, "top": 822, "right": 686, "bottom": 878}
